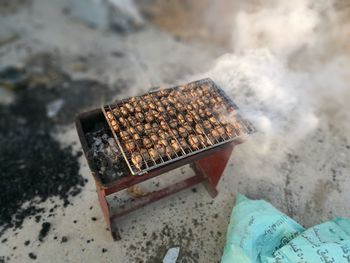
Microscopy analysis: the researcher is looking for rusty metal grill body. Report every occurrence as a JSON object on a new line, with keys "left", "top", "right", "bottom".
{"left": 102, "top": 78, "right": 254, "bottom": 175}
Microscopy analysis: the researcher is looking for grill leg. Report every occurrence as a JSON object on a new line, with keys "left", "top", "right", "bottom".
{"left": 192, "top": 144, "right": 234, "bottom": 197}
{"left": 96, "top": 182, "right": 121, "bottom": 241}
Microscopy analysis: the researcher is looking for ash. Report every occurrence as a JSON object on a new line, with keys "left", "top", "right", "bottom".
{"left": 86, "top": 129, "right": 129, "bottom": 184}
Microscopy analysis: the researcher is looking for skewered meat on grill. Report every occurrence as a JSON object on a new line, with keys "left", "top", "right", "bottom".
{"left": 149, "top": 102, "right": 156, "bottom": 110}
{"left": 203, "top": 120, "right": 212, "bottom": 130}
{"left": 135, "top": 123, "right": 143, "bottom": 133}
{"left": 171, "top": 139, "right": 181, "bottom": 152}
{"left": 168, "top": 95, "right": 177, "bottom": 104}
{"left": 119, "top": 117, "right": 127, "bottom": 127}
{"left": 209, "top": 116, "right": 218, "bottom": 125}
{"left": 188, "top": 135, "right": 199, "bottom": 149}
{"left": 211, "top": 129, "right": 220, "bottom": 139}
{"left": 178, "top": 126, "right": 187, "bottom": 137}
{"left": 185, "top": 114, "right": 194, "bottom": 124}
{"left": 169, "top": 120, "right": 178, "bottom": 129}
{"left": 160, "top": 139, "right": 169, "bottom": 147}
{"left": 177, "top": 114, "right": 185, "bottom": 123}
{"left": 120, "top": 131, "right": 130, "bottom": 141}
{"left": 165, "top": 146, "right": 174, "bottom": 157}
{"left": 183, "top": 123, "right": 192, "bottom": 132}
{"left": 120, "top": 106, "right": 129, "bottom": 117}
{"left": 160, "top": 120, "right": 168, "bottom": 130}
{"left": 128, "top": 116, "right": 137, "bottom": 126}
{"left": 135, "top": 112, "right": 144, "bottom": 122}
{"left": 143, "top": 137, "right": 153, "bottom": 148}
{"left": 150, "top": 133, "right": 159, "bottom": 143}
{"left": 159, "top": 131, "right": 170, "bottom": 140}
{"left": 125, "top": 140, "right": 136, "bottom": 152}
{"left": 131, "top": 152, "right": 143, "bottom": 169}
{"left": 195, "top": 124, "right": 203, "bottom": 134}
{"left": 155, "top": 144, "right": 165, "bottom": 156}
{"left": 145, "top": 112, "right": 154, "bottom": 122}
{"left": 125, "top": 103, "right": 134, "bottom": 113}
{"left": 140, "top": 148, "right": 150, "bottom": 162}
{"left": 179, "top": 138, "right": 189, "bottom": 149}
{"left": 107, "top": 111, "right": 113, "bottom": 119}
{"left": 132, "top": 133, "right": 140, "bottom": 141}
{"left": 112, "top": 108, "right": 121, "bottom": 117}
{"left": 148, "top": 148, "right": 159, "bottom": 160}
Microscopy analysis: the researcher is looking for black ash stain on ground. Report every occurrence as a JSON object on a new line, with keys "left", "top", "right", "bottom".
{"left": 0, "top": 53, "right": 126, "bottom": 240}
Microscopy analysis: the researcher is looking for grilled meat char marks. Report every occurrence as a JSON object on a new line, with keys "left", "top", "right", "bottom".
{"left": 104, "top": 81, "right": 246, "bottom": 172}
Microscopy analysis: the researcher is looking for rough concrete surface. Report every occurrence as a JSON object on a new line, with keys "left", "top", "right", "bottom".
{"left": 0, "top": 0, "right": 350, "bottom": 263}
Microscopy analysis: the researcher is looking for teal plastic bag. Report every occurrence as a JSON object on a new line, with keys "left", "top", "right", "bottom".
{"left": 221, "top": 194, "right": 350, "bottom": 263}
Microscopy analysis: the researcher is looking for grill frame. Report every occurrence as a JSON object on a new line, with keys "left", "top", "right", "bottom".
{"left": 101, "top": 78, "right": 254, "bottom": 176}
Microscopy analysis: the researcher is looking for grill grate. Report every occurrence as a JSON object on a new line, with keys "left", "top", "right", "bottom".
{"left": 102, "top": 78, "right": 254, "bottom": 175}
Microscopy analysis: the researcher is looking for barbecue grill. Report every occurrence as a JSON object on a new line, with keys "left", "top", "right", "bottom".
{"left": 76, "top": 78, "right": 254, "bottom": 240}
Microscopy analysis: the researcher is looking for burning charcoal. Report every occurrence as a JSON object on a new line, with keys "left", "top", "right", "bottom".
{"left": 185, "top": 114, "right": 194, "bottom": 124}
{"left": 125, "top": 103, "right": 135, "bottom": 113}
{"left": 160, "top": 120, "right": 168, "bottom": 130}
{"left": 209, "top": 116, "right": 218, "bottom": 125}
{"left": 125, "top": 140, "right": 136, "bottom": 152}
{"left": 131, "top": 152, "right": 143, "bottom": 169}
{"left": 178, "top": 126, "right": 187, "bottom": 137}
{"left": 143, "top": 137, "right": 153, "bottom": 148}
{"left": 195, "top": 124, "right": 203, "bottom": 134}
{"left": 140, "top": 148, "right": 150, "bottom": 162}
{"left": 148, "top": 148, "right": 159, "bottom": 160}
{"left": 150, "top": 133, "right": 159, "bottom": 143}
{"left": 120, "top": 106, "right": 129, "bottom": 117}
{"left": 171, "top": 139, "right": 181, "bottom": 153}
{"left": 169, "top": 120, "right": 178, "bottom": 129}
{"left": 120, "top": 131, "right": 130, "bottom": 141}
{"left": 203, "top": 120, "right": 212, "bottom": 130}
{"left": 135, "top": 112, "right": 144, "bottom": 122}
{"left": 177, "top": 114, "right": 185, "bottom": 123}
{"left": 188, "top": 135, "right": 199, "bottom": 149}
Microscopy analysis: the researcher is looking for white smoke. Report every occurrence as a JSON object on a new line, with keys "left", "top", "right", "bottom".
{"left": 198, "top": 0, "right": 350, "bottom": 158}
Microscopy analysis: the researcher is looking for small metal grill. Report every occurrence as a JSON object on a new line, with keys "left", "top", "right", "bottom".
{"left": 101, "top": 78, "right": 254, "bottom": 175}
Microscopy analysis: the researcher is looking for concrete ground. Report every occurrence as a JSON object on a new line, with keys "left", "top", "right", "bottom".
{"left": 1, "top": 0, "right": 350, "bottom": 262}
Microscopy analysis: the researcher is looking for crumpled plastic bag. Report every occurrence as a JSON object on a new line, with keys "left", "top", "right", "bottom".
{"left": 221, "top": 194, "right": 350, "bottom": 263}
